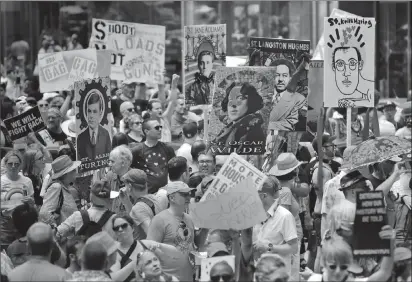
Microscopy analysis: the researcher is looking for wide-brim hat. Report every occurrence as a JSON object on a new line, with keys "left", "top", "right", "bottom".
{"left": 269, "top": 152, "right": 303, "bottom": 176}
{"left": 61, "top": 118, "right": 76, "bottom": 138}
{"left": 51, "top": 155, "right": 81, "bottom": 180}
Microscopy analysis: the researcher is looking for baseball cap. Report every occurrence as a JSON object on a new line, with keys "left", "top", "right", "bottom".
{"left": 312, "top": 134, "right": 336, "bottom": 153}
{"left": 182, "top": 122, "right": 198, "bottom": 139}
{"left": 86, "top": 231, "right": 120, "bottom": 256}
{"left": 90, "top": 180, "right": 118, "bottom": 206}
{"left": 207, "top": 242, "right": 229, "bottom": 257}
{"left": 121, "top": 169, "right": 147, "bottom": 190}
{"left": 166, "top": 181, "right": 195, "bottom": 195}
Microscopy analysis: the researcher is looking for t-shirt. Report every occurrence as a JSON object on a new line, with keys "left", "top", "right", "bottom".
{"left": 1, "top": 174, "right": 34, "bottom": 201}
{"left": 129, "top": 193, "right": 168, "bottom": 240}
{"left": 7, "top": 258, "right": 71, "bottom": 282}
{"left": 146, "top": 210, "right": 195, "bottom": 282}
{"left": 131, "top": 142, "right": 175, "bottom": 193}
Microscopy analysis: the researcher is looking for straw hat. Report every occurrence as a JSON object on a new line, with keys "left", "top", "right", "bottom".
{"left": 269, "top": 153, "right": 302, "bottom": 176}
{"left": 51, "top": 155, "right": 81, "bottom": 180}
{"left": 61, "top": 118, "right": 76, "bottom": 138}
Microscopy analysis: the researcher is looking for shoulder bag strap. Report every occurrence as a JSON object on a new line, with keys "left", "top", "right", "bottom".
{"left": 120, "top": 240, "right": 138, "bottom": 268}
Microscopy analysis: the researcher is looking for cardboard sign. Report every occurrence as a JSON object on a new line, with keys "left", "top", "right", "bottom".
{"left": 353, "top": 191, "right": 391, "bottom": 256}
{"left": 200, "top": 255, "right": 235, "bottom": 282}
{"left": 201, "top": 153, "right": 267, "bottom": 201}
{"left": 184, "top": 24, "right": 227, "bottom": 107}
{"left": 323, "top": 17, "right": 376, "bottom": 108}
{"left": 307, "top": 60, "right": 324, "bottom": 127}
{"left": 248, "top": 37, "right": 310, "bottom": 132}
{"left": 38, "top": 49, "right": 100, "bottom": 92}
{"left": 313, "top": 9, "right": 360, "bottom": 60}
{"left": 75, "top": 77, "right": 112, "bottom": 173}
{"left": 89, "top": 18, "right": 166, "bottom": 83}
{"left": 4, "top": 106, "right": 45, "bottom": 141}
{"left": 190, "top": 178, "right": 267, "bottom": 230}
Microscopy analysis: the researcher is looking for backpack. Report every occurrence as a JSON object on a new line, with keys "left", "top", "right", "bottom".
{"left": 135, "top": 197, "right": 156, "bottom": 216}
{"left": 45, "top": 180, "right": 64, "bottom": 215}
{"left": 76, "top": 209, "right": 114, "bottom": 236}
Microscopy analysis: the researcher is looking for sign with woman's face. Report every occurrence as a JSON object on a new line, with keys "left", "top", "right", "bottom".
{"left": 227, "top": 86, "right": 248, "bottom": 122}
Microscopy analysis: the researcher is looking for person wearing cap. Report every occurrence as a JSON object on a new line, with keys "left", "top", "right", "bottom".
{"left": 176, "top": 122, "right": 198, "bottom": 170}
{"left": 171, "top": 97, "right": 201, "bottom": 141}
{"left": 8, "top": 222, "right": 71, "bottom": 282}
{"left": 55, "top": 180, "right": 117, "bottom": 242}
{"left": 39, "top": 155, "right": 80, "bottom": 226}
{"left": 131, "top": 119, "right": 175, "bottom": 194}
{"left": 379, "top": 101, "right": 401, "bottom": 130}
{"left": 118, "top": 169, "right": 168, "bottom": 239}
{"left": 111, "top": 81, "right": 144, "bottom": 128}
{"left": 147, "top": 181, "right": 207, "bottom": 282}
{"left": 396, "top": 106, "right": 412, "bottom": 140}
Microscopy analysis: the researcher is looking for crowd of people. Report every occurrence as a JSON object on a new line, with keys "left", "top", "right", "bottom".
{"left": 1, "top": 30, "right": 412, "bottom": 282}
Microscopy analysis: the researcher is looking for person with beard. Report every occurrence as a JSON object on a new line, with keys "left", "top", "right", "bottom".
{"left": 268, "top": 57, "right": 308, "bottom": 133}
{"left": 211, "top": 82, "right": 266, "bottom": 155}
{"left": 396, "top": 107, "right": 412, "bottom": 140}
{"left": 65, "top": 236, "right": 86, "bottom": 275}
{"left": 186, "top": 50, "right": 215, "bottom": 106}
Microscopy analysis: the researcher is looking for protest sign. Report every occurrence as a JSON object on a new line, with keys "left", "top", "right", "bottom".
{"left": 89, "top": 18, "right": 166, "bottom": 83}
{"left": 184, "top": 24, "right": 227, "bottom": 108}
{"left": 190, "top": 178, "right": 267, "bottom": 230}
{"left": 323, "top": 17, "right": 376, "bottom": 108}
{"left": 4, "top": 106, "right": 45, "bottom": 141}
{"left": 75, "top": 77, "right": 112, "bottom": 173}
{"left": 313, "top": 9, "right": 359, "bottom": 60}
{"left": 353, "top": 191, "right": 391, "bottom": 257}
{"left": 200, "top": 255, "right": 235, "bottom": 282}
{"left": 201, "top": 153, "right": 267, "bottom": 201}
{"left": 38, "top": 49, "right": 99, "bottom": 92}
{"left": 307, "top": 60, "right": 324, "bottom": 128}
{"left": 248, "top": 37, "right": 310, "bottom": 133}
{"left": 207, "top": 67, "right": 277, "bottom": 155}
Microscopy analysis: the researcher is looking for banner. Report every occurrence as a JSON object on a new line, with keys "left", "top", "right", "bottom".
{"left": 201, "top": 153, "right": 267, "bottom": 201}
{"left": 323, "top": 17, "right": 376, "bottom": 108}
{"left": 200, "top": 255, "right": 235, "bottom": 282}
{"left": 353, "top": 191, "right": 391, "bottom": 256}
{"left": 75, "top": 77, "right": 112, "bottom": 173}
{"left": 207, "top": 66, "right": 277, "bottom": 155}
{"left": 89, "top": 18, "right": 166, "bottom": 83}
{"left": 184, "top": 24, "right": 227, "bottom": 108}
{"left": 313, "top": 9, "right": 360, "bottom": 60}
{"left": 190, "top": 178, "right": 267, "bottom": 230}
{"left": 307, "top": 60, "right": 324, "bottom": 129}
{"left": 4, "top": 106, "right": 45, "bottom": 141}
{"left": 38, "top": 49, "right": 99, "bottom": 92}
{"left": 248, "top": 37, "right": 310, "bottom": 132}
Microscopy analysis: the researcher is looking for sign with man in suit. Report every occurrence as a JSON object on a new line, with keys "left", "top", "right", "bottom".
{"left": 75, "top": 77, "right": 112, "bottom": 173}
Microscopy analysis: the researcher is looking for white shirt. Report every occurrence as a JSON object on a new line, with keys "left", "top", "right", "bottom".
{"left": 176, "top": 143, "right": 195, "bottom": 171}
{"left": 395, "top": 127, "right": 411, "bottom": 140}
{"left": 253, "top": 201, "right": 297, "bottom": 275}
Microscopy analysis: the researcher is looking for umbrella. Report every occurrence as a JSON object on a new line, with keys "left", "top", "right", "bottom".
{"left": 342, "top": 136, "right": 411, "bottom": 170}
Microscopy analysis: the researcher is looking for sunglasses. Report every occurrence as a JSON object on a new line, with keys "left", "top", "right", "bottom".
{"left": 211, "top": 275, "right": 233, "bottom": 282}
{"left": 179, "top": 221, "right": 189, "bottom": 237}
{"left": 153, "top": 125, "right": 162, "bottom": 131}
{"left": 126, "top": 108, "right": 135, "bottom": 112}
{"left": 38, "top": 104, "right": 48, "bottom": 108}
{"left": 327, "top": 264, "right": 349, "bottom": 271}
{"left": 7, "top": 162, "right": 20, "bottom": 167}
{"left": 113, "top": 222, "right": 129, "bottom": 232}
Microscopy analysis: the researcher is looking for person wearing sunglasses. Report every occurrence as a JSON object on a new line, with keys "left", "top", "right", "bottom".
{"left": 119, "top": 101, "right": 136, "bottom": 133}
{"left": 209, "top": 261, "right": 235, "bottom": 282}
{"left": 126, "top": 114, "right": 145, "bottom": 144}
{"left": 131, "top": 119, "right": 175, "bottom": 194}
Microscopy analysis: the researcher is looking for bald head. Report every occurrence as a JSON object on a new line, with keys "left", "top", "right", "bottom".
{"left": 27, "top": 222, "right": 54, "bottom": 256}
{"left": 82, "top": 241, "right": 107, "bottom": 271}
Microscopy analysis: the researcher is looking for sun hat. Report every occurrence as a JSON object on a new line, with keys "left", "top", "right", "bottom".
{"left": 207, "top": 242, "right": 229, "bottom": 258}
{"left": 51, "top": 155, "right": 81, "bottom": 180}
{"left": 86, "top": 231, "right": 120, "bottom": 256}
{"left": 90, "top": 180, "right": 118, "bottom": 206}
{"left": 166, "top": 181, "right": 195, "bottom": 195}
{"left": 269, "top": 153, "right": 303, "bottom": 176}
{"left": 121, "top": 169, "right": 147, "bottom": 190}
{"left": 61, "top": 117, "right": 76, "bottom": 138}
{"left": 42, "top": 92, "right": 59, "bottom": 101}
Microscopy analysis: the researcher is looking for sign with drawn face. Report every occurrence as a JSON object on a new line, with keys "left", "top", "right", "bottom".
{"left": 324, "top": 17, "right": 376, "bottom": 108}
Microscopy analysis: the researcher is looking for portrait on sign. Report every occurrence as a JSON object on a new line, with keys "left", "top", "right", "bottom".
{"left": 75, "top": 77, "right": 112, "bottom": 173}
{"left": 184, "top": 24, "right": 227, "bottom": 108}
{"left": 324, "top": 17, "right": 376, "bottom": 108}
